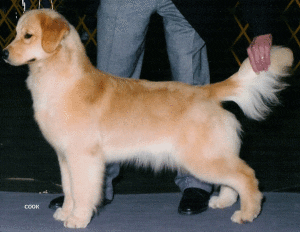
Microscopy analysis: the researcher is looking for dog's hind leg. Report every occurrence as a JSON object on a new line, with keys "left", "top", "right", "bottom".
{"left": 63, "top": 145, "right": 105, "bottom": 229}
{"left": 183, "top": 155, "right": 263, "bottom": 224}
{"left": 209, "top": 185, "right": 238, "bottom": 209}
{"left": 228, "top": 159, "right": 263, "bottom": 224}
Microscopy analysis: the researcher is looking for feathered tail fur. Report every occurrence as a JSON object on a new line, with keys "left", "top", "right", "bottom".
{"left": 208, "top": 46, "right": 293, "bottom": 120}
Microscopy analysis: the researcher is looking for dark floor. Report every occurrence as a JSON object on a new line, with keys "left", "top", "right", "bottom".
{"left": 2, "top": 192, "right": 300, "bottom": 232}
{"left": 1, "top": 14, "right": 300, "bottom": 195}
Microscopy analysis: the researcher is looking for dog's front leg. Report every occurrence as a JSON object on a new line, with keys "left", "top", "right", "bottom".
{"left": 63, "top": 147, "right": 105, "bottom": 229}
{"left": 53, "top": 153, "right": 73, "bottom": 222}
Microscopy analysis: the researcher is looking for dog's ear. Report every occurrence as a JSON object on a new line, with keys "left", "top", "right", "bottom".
{"left": 39, "top": 13, "right": 70, "bottom": 53}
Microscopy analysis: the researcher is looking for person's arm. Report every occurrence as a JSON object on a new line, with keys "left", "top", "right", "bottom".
{"left": 171, "top": 0, "right": 275, "bottom": 73}
{"left": 247, "top": 34, "right": 272, "bottom": 74}
{"left": 239, "top": 0, "right": 275, "bottom": 73}
{"left": 239, "top": 0, "right": 275, "bottom": 37}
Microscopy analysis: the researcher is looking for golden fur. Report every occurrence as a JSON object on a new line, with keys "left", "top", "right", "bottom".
{"left": 3, "top": 9, "right": 293, "bottom": 229}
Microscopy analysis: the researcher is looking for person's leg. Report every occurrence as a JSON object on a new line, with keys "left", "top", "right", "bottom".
{"left": 158, "top": 0, "right": 210, "bottom": 86}
{"left": 158, "top": 0, "right": 212, "bottom": 215}
{"left": 97, "top": 0, "right": 157, "bottom": 200}
{"left": 103, "top": 163, "right": 121, "bottom": 201}
{"left": 97, "top": 0, "right": 157, "bottom": 78}
{"left": 174, "top": 172, "right": 212, "bottom": 193}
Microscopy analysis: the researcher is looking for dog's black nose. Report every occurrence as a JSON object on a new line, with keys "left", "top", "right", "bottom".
{"left": 2, "top": 49, "right": 9, "bottom": 60}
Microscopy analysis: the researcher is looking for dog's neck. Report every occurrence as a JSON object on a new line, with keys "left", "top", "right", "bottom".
{"left": 26, "top": 26, "right": 96, "bottom": 110}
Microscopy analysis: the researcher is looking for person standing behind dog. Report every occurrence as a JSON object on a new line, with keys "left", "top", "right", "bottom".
{"left": 97, "top": 0, "right": 212, "bottom": 216}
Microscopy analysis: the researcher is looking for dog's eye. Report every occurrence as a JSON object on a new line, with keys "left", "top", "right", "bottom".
{"left": 24, "top": 33, "right": 32, "bottom": 39}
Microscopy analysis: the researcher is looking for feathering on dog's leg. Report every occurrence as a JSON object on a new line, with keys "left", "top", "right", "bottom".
{"left": 63, "top": 149, "right": 104, "bottom": 229}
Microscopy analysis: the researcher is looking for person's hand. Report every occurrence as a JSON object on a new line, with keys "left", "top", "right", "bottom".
{"left": 247, "top": 34, "right": 272, "bottom": 74}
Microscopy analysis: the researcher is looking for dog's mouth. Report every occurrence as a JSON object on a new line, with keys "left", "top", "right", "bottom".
{"left": 27, "top": 58, "right": 36, "bottom": 63}
{"left": 3, "top": 58, "right": 9, "bottom": 63}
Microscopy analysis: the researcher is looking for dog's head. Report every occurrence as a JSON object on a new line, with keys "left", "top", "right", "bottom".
{"left": 2, "top": 9, "right": 70, "bottom": 66}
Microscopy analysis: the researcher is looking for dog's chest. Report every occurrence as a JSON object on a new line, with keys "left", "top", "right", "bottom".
{"left": 26, "top": 75, "right": 72, "bottom": 139}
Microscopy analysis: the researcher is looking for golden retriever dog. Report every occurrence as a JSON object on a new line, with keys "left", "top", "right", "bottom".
{"left": 3, "top": 9, "right": 293, "bottom": 229}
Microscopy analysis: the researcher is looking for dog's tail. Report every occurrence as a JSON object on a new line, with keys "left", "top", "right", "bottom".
{"left": 207, "top": 46, "right": 293, "bottom": 120}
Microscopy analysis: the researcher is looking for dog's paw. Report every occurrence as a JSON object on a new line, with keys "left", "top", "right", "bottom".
{"left": 209, "top": 195, "right": 237, "bottom": 209}
{"left": 231, "top": 209, "right": 260, "bottom": 224}
{"left": 53, "top": 208, "right": 70, "bottom": 222}
{"left": 64, "top": 214, "right": 91, "bottom": 229}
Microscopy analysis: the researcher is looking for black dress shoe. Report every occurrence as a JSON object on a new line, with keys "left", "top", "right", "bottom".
{"left": 48, "top": 196, "right": 113, "bottom": 210}
{"left": 178, "top": 188, "right": 211, "bottom": 215}
{"left": 49, "top": 196, "right": 64, "bottom": 209}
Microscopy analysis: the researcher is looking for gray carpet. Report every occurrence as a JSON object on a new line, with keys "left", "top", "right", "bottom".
{"left": 1, "top": 192, "right": 300, "bottom": 231}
